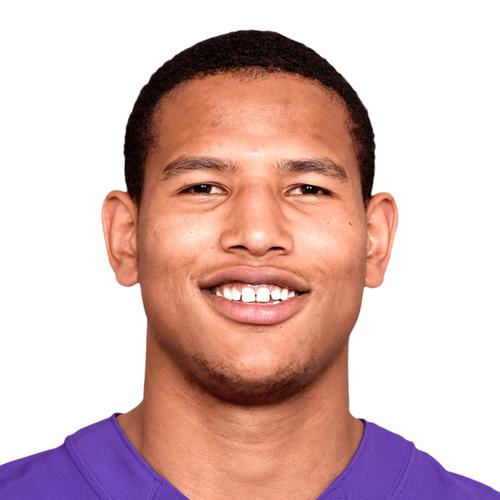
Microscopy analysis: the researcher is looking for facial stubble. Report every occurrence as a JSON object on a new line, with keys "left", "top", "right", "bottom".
{"left": 182, "top": 343, "right": 333, "bottom": 406}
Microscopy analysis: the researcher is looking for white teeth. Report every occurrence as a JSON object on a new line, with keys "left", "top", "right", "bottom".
{"left": 256, "top": 288, "right": 271, "bottom": 303}
{"left": 241, "top": 288, "right": 256, "bottom": 303}
{"left": 212, "top": 284, "right": 300, "bottom": 303}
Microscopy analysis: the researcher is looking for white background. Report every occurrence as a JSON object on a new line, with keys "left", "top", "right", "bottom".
{"left": 1, "top": 0, "right": 499, "bottom": 491}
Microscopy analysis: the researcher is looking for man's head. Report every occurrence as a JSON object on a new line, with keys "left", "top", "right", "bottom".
{"left": 102, "top": 30, "right": 397, "bottom": 406}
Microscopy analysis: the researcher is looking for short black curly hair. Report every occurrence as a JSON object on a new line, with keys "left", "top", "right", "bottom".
{"left": 124, "top": 30, "right": 374, "bottom": 205}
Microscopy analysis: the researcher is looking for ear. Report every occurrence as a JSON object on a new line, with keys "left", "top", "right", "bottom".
{"left": 101, "top": 190, "right": 139, "bottom": 287}
{"left": 364, "top": 192, "right": 398, "bottom": 288}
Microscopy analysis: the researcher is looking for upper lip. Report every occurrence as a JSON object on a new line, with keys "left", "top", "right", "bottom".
{"left": 199, "top": 266, "right": 311, "bottom": 293}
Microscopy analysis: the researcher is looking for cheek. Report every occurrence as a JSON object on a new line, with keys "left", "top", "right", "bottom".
{"left": 136, "top": 214, "right": 208, "bottom": 339}
{"left": 307, "top": 218, "right": 367, "bottom": 315}
{"left": 138, "top": 211, "right": 212, "bottom": 273}
{"left": 137, "top": 205, "right": 229, "bottom": 320}
{"left": 308, "top": 211, "right": 366, "bottom": 268}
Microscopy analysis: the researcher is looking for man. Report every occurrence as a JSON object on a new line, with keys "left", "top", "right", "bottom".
{"left": 0, "top": 30, "right": 498, "bottom": 499}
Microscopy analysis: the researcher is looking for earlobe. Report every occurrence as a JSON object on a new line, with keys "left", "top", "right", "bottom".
{"left": 364, "top": 193, "right": 398, "bottom": 288}
{"left": 101, "top": 190, "right": 139, "bottom": 287}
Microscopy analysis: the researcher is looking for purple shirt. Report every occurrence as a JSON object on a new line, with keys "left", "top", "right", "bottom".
{"left": 1, "top": 413, "right": 498, "bottom": 499}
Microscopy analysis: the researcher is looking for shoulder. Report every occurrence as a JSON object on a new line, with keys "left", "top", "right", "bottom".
{"left": 0, "top": 441, "right": 98, "bottom": 499}
{"left": 395, "top": 435, "right": 500, "bottom": 499}
{"left": 349, "top": 422, "right": 500, "bottom": 500}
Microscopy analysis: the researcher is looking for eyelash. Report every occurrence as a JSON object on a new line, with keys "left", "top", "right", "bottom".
{"left": 179, "top": 183, "right": 332, "bottom": 197}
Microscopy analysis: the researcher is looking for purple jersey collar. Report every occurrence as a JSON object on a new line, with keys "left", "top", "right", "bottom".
{"left": 63, "top": 413, "right": 413, "bottom": 499}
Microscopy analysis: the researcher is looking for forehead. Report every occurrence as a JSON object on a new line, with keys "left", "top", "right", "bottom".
{"left": 148, "top": 72, "right": 358, "bottom": 179}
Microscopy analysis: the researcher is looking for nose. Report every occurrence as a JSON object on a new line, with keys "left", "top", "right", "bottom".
{"left": 220, "top": 184, "right": 293, "bottom": 258}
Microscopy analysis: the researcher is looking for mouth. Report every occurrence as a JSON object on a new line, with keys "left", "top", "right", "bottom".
{"left": 198, "top": 266, "right": 311, "bottom": 325}
{"left": 200, "top": 284, "right": 310, "bottom": 325}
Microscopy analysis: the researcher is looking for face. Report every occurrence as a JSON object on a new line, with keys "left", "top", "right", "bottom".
{"left": 107, "top": 72, "right": 394, "bottom": 405}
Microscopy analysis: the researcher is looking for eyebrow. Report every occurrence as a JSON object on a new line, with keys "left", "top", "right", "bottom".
{"left": 161, "top": 155, "right": 349, "bottom": 183}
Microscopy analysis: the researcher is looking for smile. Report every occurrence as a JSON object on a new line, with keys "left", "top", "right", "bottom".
{"left": 202, "top": 284, "right": 310, "bottom": 325}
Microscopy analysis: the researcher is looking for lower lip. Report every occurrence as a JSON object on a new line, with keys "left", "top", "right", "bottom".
{"left": 201, "top": 290, "right": 310, "bottom": 325}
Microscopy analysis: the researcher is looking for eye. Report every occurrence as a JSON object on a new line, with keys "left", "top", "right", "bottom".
{"left": 287, "top": 184, "right": 331, "bottom": 196}
{"left": 179, "top": 183, "right": 226, "bottom": 195}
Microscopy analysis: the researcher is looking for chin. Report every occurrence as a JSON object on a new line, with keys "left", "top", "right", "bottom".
{"left": 184, "top": 353, "right": 321, "bottom": 406}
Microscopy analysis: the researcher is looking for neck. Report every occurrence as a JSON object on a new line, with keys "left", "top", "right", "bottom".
{"left": 118, "top": 333, "right": 363, "bottom": 500}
